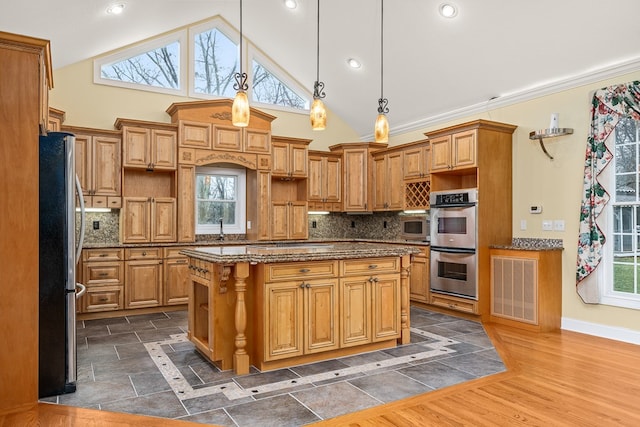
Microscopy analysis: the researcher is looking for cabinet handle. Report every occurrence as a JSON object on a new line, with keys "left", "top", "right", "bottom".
{"left": 159, "top": 260, "right": 163, "bottom": 265}
{"left": 99, "top": 253, "right": 108, "bottom": 257}
{"left": 299, "top": 268, "right": 310, "bottom": 273}
{"left": 98, "top": 272, "right": 108, "bottom": 277}
{"left": 299, "top": 282, "right": 306, "bottom": 288}
{"left": 176, "top": 259, "right": 187, "bottom": 264}
{"left": 98, "top": 298, "right": 108, "bottom": 302}
{"left": 368, "top": 264, "right": 378, "bottom": 269}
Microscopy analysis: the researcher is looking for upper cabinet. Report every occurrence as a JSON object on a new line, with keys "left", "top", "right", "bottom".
{"left": 308, "top": 151, "right": 342, "bottom": 212}
{"left": 115, "top": 119, "right": 177, "bottom": 171}
{"left": 372, "top": 149, "right": 404, "bottom": 211}
{"left": 47, "top": 107, "right": 65, "bottom": 132}
{"left": 402, "top": 139, "right": 430, "bottom": 179}
{"left": 430, "top": 129, "right": 476, "bottom": 172}
{"left": 330, "top": 143, "right": 387, "bottom": 213}
{"left": 63, "top": 126, "right": 122, "bottom": 209}
{"left": 272, "top": 136, "right": 308, "bottom": 179}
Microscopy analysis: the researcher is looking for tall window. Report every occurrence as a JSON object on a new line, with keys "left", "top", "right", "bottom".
{"left": 195, "top": 166, "right": 246, "bottom": 235}
{"left": 606, "top": 116, "right": 640, "bottom": 307}
{"left": 192, "top": 27, "right": 238, "bottom": 97}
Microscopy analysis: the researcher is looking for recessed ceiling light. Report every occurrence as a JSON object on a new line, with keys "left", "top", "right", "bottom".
{"left": 106, "top": 3, "right": 125, "bottom": 15}
{"left": 283, "top": 0, "right": 297, "bottom": 9}
{"left": 439, "top": 3, "right": 458, "bottom": 18}
{"left": 347, "top": 58, "right": 361, "bottom": 69}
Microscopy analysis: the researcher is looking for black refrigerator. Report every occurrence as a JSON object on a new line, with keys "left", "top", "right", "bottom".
{"left": 39, "top": 131, "right": 82, "bottom": 398}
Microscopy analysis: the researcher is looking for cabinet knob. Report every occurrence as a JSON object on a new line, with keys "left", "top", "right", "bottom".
{"left": 142, "top": 251, "right": 147, "bottom": 256}
{"left": 299, "top": 282, "right": 306, "bottom": 288}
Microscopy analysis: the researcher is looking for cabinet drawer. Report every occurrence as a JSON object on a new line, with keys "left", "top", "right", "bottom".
{"left": 83, "top": 286, "right": 124, "bottom": 312}
{"left": 265, "top": 261, "right": 339, "bottom": 282}
{"left": 163, "top": 246, "right": 192, "bottom": 258}
{"left": 83, "top": 248, "right": 123, "bottom": 262}
{"left": 126, "top": 247, "right": 162, "bottom": 259}
{"left": 83, "top": 262, "right": 123, "bottom": 285}
{"left": 430, "top": 293, "right": 478, "bottom": 314}
{"left": 341, "top": 257, "right": 400, "bottom": 276}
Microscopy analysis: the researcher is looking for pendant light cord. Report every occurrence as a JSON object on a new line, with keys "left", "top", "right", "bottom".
{"left": 377, "top": 0, "right": 388, "bottom": 114}
{"left": 234, "top": 0, "right": 248, "bottom": 91}
{"left": 316, "top": 0, "right": 320, "bottom": 82}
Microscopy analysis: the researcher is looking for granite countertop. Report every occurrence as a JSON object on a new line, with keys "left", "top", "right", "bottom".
{"left": 490, "top": 238, "right": 564, "bottom": 251}
{"left": 181, "top": 242, "right": 421, "bottom": 264}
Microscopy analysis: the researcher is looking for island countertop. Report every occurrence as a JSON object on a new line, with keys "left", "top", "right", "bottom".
{"left": 180, "top": 241, "right": 421, "bottom": 264}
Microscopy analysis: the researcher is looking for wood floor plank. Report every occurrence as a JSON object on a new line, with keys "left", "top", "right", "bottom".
{"left": 3, "top": 320, "right": 640, "bottom": 426}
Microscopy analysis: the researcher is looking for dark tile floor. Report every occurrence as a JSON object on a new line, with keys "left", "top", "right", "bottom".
{"left": 42, "top": 306, "right": 504, "bottom": 426}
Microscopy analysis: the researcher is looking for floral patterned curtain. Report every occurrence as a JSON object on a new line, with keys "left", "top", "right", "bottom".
{"left": 576, "top": 81, "right": 640, "bottom": 303}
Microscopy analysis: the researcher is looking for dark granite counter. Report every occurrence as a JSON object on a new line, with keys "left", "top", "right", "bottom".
{"left": 181, "top": 242, "right": 420, "bottom": 264}
{"left": 490, "top": 238, "right": 564, "bottom": 251}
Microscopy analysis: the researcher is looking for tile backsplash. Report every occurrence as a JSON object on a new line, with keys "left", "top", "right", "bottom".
{"left": 76, "top": 211, "right": 120, "bottom": 245}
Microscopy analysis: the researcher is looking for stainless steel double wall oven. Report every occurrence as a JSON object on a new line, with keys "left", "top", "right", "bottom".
{"left": 430, "top": 188, "right": 478, "bottom": 299}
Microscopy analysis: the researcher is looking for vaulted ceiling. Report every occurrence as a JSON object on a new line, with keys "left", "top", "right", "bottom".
{"left": 3, "top": 0, "right": 640, "bottom": 139}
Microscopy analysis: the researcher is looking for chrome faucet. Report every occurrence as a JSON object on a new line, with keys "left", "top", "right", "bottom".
{"left": 218, "top": 218, "right": 225, "bottom": 241}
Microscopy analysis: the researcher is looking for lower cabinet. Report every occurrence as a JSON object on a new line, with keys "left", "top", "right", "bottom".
{"left": 125, "top": 248, "right": 163, "bottom": 309}
{"left": 409, "top": 246, "right": 430, "bottom": 303}
{"left": 163, "top": 247, "right": 190, "bottom": 305}
{"left": 80, "top": 248, "right": 124, "bottom": 312}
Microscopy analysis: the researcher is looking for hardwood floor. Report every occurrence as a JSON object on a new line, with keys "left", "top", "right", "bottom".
{"left": 3, "top": 321, "right": 640, "bottom": 426}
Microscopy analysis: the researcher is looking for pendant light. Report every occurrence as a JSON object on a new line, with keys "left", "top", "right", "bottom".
{"left": 232, "top": 0, "right": 250, "bottom": 127}
{"left": 310, "top": 0, "right": 327, "bottom": 130}
{"left": 374, "top": 0, "right": 389, "bottom": 143}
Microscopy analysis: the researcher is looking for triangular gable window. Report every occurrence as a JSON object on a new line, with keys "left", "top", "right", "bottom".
{"left": 192, "top": 27, "right": 238, "bottom": 97}
{"left": 252, "top": 59, "right": 308, "bottom": 110}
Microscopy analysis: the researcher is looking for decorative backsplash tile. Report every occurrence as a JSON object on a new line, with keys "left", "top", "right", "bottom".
{"left": 75, "top": 211, "right": 120, "bottom": 245}
{"left": 309, "top": 212, "right": 409, "bottom": 241}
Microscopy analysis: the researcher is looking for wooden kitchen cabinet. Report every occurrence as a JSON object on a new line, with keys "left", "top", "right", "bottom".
{"left": 308, "top": 151, "right": 342, "bottom": 212}
{"left": 409, "top": 246, "right": 430, "bottom": 303}
{"left": 65, "top": 127, "right": 122, "bottom": 209}
{"left": 47, "top": 107, "right": 65, "bottom": 132}
{"left": 80, "top": 248, "right": 124, "bottom": 312}
{"left": 270, "top": 201, "right": 308, "bottom": 240}
{"left": 125, "top": 248, "right": 163, "bottom": 309}
{"left": 329, "top": 142, "right": 387, "bottom": 212}
{"left": 163, "top": 247, "right": 191, "bottom": 305}
{"left": 271, "top": 137, "right": 309, "bottom": 179}
{"left": 430, "top": 129, "right": 476, "bottom": 172}
{"left": 372, "top": 149, "right": 404, "bottom": 211}
{"left": 403, "top": 140, "right": 430, "bottom": 179}
{"left": 121, "top": 196, "right": 176, "bottom": 243}
{"left": 117, "top": 119, "right": 177, "bottom": 171}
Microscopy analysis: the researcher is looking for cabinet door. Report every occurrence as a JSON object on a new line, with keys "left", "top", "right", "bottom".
{"left": 452, "top": 130, "right": 476, "bottom": 169}
{"left": 372, "top": 155, "right": 387, "bottom": 210}
{"left": 305, "top": 279, "right": 339, "bottom": 353}
{"left": 164, "top": 257, "right": 189, "bottom": 305}
{"left": 212, "top": 124, "right": 242, "bottom": 151}
{"left": 177, "top": 165, "right": 195, "bottom": 242}
{"left": 271, "top": 141, "right": 289, "bottom": 176}
{"left": 289, "top": 201, "right": 308, "bottom": 240}
{"left": 265, "top": 281, "right": 304, "bottom": 360}
{"left": 151, "top": 197, "right": 177, "bottom": 242}
{"left": 340, "top": 276, "right": 372, "bottom": 347}
{"left": 387, "top": 151, "right": 404, "bottom": 210}
{"left": 307, "top": 156, "right": 323, "bottom": 201}
{"left": 325, "top": 156, "right": 341, "bottom": 203}
{"left": 270, "top": 201, "right": 289, "bottom": 239}
{"left": 343, "top": 148, "right": 368, "bottom": 211}
{"left": 125, "top": 259, "right": 163, "bottom": 308}
{"left": 180, "top": 121, "right": 211, "bottom": 149}
{"left": 93, "top": 135, "right": 121, "bottom": 196}
{"left": 372, "top": 274, "right": 401, "bottom": 341}
{"left": 121, "top": 197, "right": 151, "bottom": 243}
{"left": 403, "top": 146, "right": 425, "bottom": 179}
{"left": 430, "top": 135, "right": 452, "bottom": 171}
{"left": 244, "top": 128, "right": 270, "bottom": 153}
{"left": 74, "top": 134, "right": 92, "bottom": 193}
{"left": 409, "top": 252, "right": 430, "bottom": 303}
{"left": 151, "top": 129, "right": 177, "bottom": 170}
{"left": 122, "top": 127, "right": 150, "bottom": 168}
{"left": 290, "top": 144, "right": 308, "bottom": 178}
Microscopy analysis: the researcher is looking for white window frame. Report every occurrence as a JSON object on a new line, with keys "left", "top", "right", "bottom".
{"left": 195, "top": 166, "right": 246, "bottom": 235}
{"left": 93, "top": 31, "right": 188, "bottom": 96}
{"left": 600, "top": 119, "right": 640, "bottom": 310}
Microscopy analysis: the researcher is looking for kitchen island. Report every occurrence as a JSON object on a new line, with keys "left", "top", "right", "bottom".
{"left": 181, "top": 242, "right": 419, "bottom": 374}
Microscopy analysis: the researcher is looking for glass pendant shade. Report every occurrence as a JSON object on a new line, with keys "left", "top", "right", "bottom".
{"left": 374, "top": 113, "right": 389, "bottom": 143}
{"left": 232, "top": 90, "right": 250, "bottom": 127}
{"left": 310, "top": 98, "right": 327, "bottom": 130}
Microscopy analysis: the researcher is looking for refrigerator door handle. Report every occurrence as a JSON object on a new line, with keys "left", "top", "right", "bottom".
{"left": 75, "top": 174, "right": 85, "bottom": 266}
{"left": 75, "top": 283, "right": 86, "bottom": 298}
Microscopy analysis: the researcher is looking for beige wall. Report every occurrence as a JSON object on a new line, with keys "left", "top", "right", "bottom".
{"left": 50, "top": 58, "right": 640, "bottom": 335}
{"left": 49, "top": 59, "right": 359, "bottom": 150}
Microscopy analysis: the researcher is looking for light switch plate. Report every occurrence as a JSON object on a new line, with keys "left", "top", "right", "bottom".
{"left": 553, "top": 220, "right": 565, "bottom": 231}
{"left": 542, "top": 220, "right": 553, "bottom": 231}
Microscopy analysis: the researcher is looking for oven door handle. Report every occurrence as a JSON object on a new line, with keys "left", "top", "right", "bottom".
{"left": 431, "top": 202, "right": 476, "bottom": 208}
{"left": 430, "top": 246, "right": 475, "bottom": 254}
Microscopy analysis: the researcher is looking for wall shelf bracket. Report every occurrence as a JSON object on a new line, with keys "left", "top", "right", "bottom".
{"left": 528, "top": 128, "right": 574, "bottom": 160}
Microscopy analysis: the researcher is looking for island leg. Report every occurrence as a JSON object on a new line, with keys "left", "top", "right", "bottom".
{"left": 400, "top": 254, "right": 411, "bottom": 344}
{"left": 233, "top": 262, "right": 250, "bottom": 375}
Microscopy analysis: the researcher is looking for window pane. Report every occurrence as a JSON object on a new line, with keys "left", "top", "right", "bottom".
{"left": 193, "top": 28, "right": 238, "bottom": 97}
{"left": 101, "top": 41, "right": 180, "bottom": 89}
{"left": 196, "top": 175, "right": 236, "bottom": 200}
{"left": 252, "top": 60, "right": 307, "bottom": 109}
{"left": 197, "top": 201, "right": 236, "bottom": 226}
{"left": 615, "top": 117, "right": 637, "bottom": 144}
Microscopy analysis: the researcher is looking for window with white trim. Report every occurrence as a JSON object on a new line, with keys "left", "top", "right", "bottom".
{"left": 195, "top": 166, "right": 246, "bottom": 235}
{"left": 603, "top": 116, "right": 640, "bottom": 309}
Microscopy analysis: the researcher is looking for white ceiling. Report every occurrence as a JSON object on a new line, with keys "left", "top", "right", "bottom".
{"left": 3, "top": 0, "right": 640, "bottom": 139}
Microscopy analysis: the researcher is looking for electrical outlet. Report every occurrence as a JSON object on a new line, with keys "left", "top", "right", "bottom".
{"left": 350, "top": 221, "right": 355, "bottom": 228}
{"left": 520, "top": 219, "right": 527, "bottom": 230}
{"left": 383, "top": 221, "right": 387, "bottom": 228}
{"left": 542, "top": 220, "right": 553, "bottom": 231}
{"left": 311, "top": 220, "right": 317, "bottom": 229}
{"left": 93, "top": 221, "right": 100, "bottom": 230}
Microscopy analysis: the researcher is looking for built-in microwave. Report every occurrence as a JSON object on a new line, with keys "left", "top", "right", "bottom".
{"left": 399, "top": 215, "right": 430, "bottom": 241}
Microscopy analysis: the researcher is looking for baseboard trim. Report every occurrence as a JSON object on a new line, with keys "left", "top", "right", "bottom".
{"left": 562, "top": 317, "right": 640, "bottom": 345}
